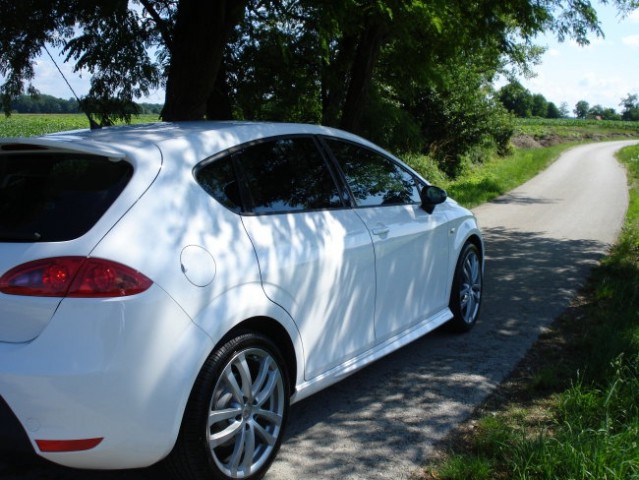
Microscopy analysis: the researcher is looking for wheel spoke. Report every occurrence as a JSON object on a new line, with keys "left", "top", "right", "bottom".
{"left": 255, "top": 371, "right": 279, "bottom": 407}
{"left": 251, "top": 356, "right": 274, "bottom": 399}
{"left": 235, "top": 353, "right": 254, "bottom": 400}
{"left": 252, "top": 418, "right": 277, "bottom": 446}
{"left": 240, "top": 424, "right": 256, "bottom": 475}
{"left": 209, "top": 420, "right": 243, "bottom": 448}
{"left": 223, "top": 368, "right": 244, "bottom": 403}
{"left": 228, "top": 424, "right": 246, "bottom": 476}
{"left": 209, "top": 407, "right": 242, "bottom": 425}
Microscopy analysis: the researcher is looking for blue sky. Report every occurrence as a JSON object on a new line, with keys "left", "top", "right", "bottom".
{"left": 513, "top": 3, "right": 639, "bottom": 112}
{"left": 24, "top": 3, "right": 639, "bottom": 112}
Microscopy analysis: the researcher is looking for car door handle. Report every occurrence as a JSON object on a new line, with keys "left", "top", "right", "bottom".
{"left": 371, "top": 225, "right": 390, "bottom": 236}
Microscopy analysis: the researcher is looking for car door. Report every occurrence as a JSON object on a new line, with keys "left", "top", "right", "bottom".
{"left": 324, "top": 138, "right": 451, "bottom": 343}
{"left": 223, "top": 136, "right": 377, "bottom": 379}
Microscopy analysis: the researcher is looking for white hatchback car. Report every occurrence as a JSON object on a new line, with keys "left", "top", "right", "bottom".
{"left": 0, "top": 122, "right": 483, "bottom": 480}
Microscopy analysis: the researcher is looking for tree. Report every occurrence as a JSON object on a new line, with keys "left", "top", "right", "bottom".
{"left": 498, "top": 81, "right": 533, "bottom": 117}
{"left": 574, "top": 100, "right": 590, "bottom": 119}
{"left": 546, "top": 101, "right": 561, "bottom": 118}
{"left": 531, "top": 93, "right": 548, "bottom": 117}
{"left": 0, "top": 0, "right": 629, "bottom": 128}
{"left": 587, "top": 104, "right": 620, "bottom": 120}
{"left": 620, "top": 93, "right": 639, "bottom": 121}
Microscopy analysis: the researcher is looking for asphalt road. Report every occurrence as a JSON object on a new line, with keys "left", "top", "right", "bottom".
{"left": 1, "top": 140, "right": 634, "bottom": 480}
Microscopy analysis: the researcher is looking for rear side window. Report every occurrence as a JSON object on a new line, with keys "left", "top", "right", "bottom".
{"left": 0, "top": 153, "right": 132, "bottom": 242}
{"left": 196, "top": 137, "right": 344, "bottom": 214}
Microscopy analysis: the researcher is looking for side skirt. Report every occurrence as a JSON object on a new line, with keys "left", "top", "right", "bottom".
{"left": 291, "top": 308, "right": 452, "bottom": 403}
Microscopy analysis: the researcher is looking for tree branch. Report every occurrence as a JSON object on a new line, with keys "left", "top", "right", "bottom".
{"left": 139, "top": 0, "right": 174, "bottom": 53}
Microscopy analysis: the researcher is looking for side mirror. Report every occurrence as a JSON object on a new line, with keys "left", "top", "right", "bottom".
{"left": 420, "top": 185, "right": 447, "bottom": 214}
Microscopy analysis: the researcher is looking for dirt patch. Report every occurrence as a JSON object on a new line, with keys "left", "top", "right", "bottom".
{"left": 510, "top": 135, "right": 542, "bottom": 148}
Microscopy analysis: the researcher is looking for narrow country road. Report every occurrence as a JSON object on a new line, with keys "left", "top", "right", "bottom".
{"left": 0, "top": 140, "right": 635, "bottom": 480}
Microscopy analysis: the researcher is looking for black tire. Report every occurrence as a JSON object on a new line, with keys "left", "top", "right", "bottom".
{"left": 166, "top": 332, "right": 290, "bottom": 480}
{"left": 448, "top": 242, "right": 483, "bottom": 333}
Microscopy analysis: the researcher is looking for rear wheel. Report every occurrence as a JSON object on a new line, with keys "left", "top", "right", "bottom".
{"left": 448, "top": 242, "right": 482, "bottom": 332}
{"left": 167, "top": 332, "right": 289, "bottom": 480}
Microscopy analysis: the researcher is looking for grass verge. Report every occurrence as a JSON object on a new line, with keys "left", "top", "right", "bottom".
{"left": 419, "top": 143, "right": 639, "bottom": 480}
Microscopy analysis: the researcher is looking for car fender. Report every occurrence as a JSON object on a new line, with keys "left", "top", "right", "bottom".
{"left": 190, "top": 283, "right": 306, "bottom": 386}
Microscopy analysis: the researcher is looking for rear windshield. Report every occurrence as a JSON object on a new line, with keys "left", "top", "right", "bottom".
{"left": 0, "top": 153, "right": 132, "bottom": 242}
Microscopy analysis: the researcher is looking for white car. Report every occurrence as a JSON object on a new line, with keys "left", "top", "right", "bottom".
{"left": 0, "top": 122, "right": 483, "bottom": 480}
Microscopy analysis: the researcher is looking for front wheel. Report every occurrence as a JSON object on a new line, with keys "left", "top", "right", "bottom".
{"left": 166, "top": 332, "right": 290, "bottom": 480}
{"left": 448, "top": 242, "right": 483, "bottom": 333}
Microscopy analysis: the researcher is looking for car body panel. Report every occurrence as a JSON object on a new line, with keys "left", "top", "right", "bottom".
{"left": 0, "top": 285, "right": 213, "bottom": 468}
{"left": 354, "top": 202, "right": 453, "bottom": 343}
{"left": 242, "top": 209, "right": 377, "bottom": 379}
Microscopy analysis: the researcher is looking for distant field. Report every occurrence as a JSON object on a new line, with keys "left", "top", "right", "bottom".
{"left": 515, "top": 117, "right": 639, "bottom": 143}
{"left": 0, "top": 113, "right": 161, "bottom": 137}
{"left": 3, "top": 114, "right": 638, "bottom": 147}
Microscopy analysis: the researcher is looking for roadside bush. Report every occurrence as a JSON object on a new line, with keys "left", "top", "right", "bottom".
{"left": 410, "top": 81, "right": 514, "bottom": 178}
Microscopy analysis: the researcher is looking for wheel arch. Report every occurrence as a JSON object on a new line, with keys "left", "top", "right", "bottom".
{"left": 217, "top": 316, "right": 299, "bottom": 396}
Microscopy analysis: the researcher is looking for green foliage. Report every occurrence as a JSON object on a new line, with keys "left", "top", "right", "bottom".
{"left": 574, "top": 100, "right": 590, "bottom": 119}
{"left": 358, "top": 90, "right": 424, "bottom": 154}
{"left": 407, "top": 63, "right": 514, "bottom": 177}
{"left": 498, "top": 81, "right": 533, "bottom": 117}
{"left": 620, "top": 93, "right": 639, "bottom": 121}
{"left": 444, "top": 143, "right": 572, "bottom": 207}
{"left": 437, "top": 455, "right": 493, "bottom": 480}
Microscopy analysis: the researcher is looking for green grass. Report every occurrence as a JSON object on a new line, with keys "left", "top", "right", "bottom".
{"left": 405, "top": 144, "right": 576, "bottom": 208}
{"left": 421, "top": 144, "right": 639, "bottom": 480}
{"left": 0, "top": 113, "right": 160, "bottom": 137}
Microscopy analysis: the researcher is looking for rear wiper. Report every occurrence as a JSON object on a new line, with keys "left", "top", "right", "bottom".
{"left": 0, "top": 232, "right": 42, "bottom": 242}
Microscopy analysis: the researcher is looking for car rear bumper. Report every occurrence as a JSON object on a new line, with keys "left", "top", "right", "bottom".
{"left": 0, "top": 285, "right": 214, "bottom": 469}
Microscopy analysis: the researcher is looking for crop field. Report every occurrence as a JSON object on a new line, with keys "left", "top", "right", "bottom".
{"left": 515, "top": 117, "right": 639, "bottom": 141}
{"left": 0, "top": 113, "right": 161, "bottom": 137}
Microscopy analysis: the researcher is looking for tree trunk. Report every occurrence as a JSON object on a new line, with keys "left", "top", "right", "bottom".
{"left": 321, "top": 33, "right": 357, "bottom": 127}
{"left": 161, "top": 0, "right": 246, "bottom": 121}
{"left": 338, "top": 23, "right": 385, "bottom": 134}
{"left": 206, "top": 63, "right": 233, "bottom": 120}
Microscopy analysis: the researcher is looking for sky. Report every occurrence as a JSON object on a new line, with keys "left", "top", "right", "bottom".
{"left": 512, "top": 3, "right": 639, "bottom": 112}
{"left": 17, "top": 2, "right": 639, "bottom": 112}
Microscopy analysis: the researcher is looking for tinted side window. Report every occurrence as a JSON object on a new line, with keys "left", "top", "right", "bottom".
{"left": 326, "top": 139, "right": 422, "bottom": 207}
{"left": 236, "top": 137, "right": 343, "bottom": 214}
{"left": 0, "top": 154, "right": 132, "bottom": 242}
{"left": 196, "top": 158, "right": 242, "bottom": 213}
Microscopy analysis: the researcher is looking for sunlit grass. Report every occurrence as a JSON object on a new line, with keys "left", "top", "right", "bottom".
{"left": 405, "top": 144, "right": 576, "bottom": 208}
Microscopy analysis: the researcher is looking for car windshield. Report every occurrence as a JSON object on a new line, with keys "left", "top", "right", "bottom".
{"left": 0, "top": 153, "right": 132, "bottom": 242}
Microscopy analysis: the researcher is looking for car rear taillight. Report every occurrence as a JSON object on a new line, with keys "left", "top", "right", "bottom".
{"left": 0, "top": 257, "right": 153, "bottom": 298}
